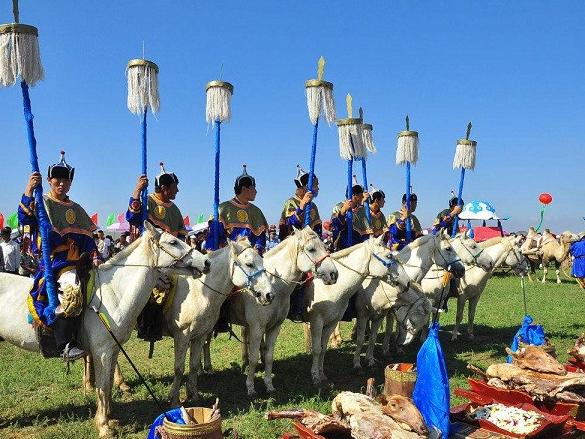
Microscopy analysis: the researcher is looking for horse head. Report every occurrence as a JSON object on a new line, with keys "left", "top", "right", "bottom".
{"left": 229, "top": 237, "right": 273, "bottom": 305}
{"left": 504, "top": 236, "right": 530, "bottom": 276}
{"left": 294, "top": 226, "right": 338, "bottom": 285}
{"left": 451, "top": 231, "right": 494, "bottom": 271}
{"left": 144, "top": 221, "right": 210, "bottom": 276}
{"left": 368, "top": 235, "right": 411, "bottom": 289}
{"left": 393, "top": 290, "right": 432, "bottom": 346}
{"left": 434, "top": 230, "right": 465, "bottom": 278}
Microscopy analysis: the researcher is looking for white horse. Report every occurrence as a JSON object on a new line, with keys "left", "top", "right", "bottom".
{"left": 302, "top": 235, "right": 414, "bottom": 386}
{"left": 0, "top": 222, "right": 210, "bottom": 438}
{"left": 220, "top": 227, "right": 339, "bottom": 396}
{"left": 165, "top": 237, "right": 274, "bottom": 406}
{"left": 421, "top": 235, "right": 528, "bottom": 340}
{"left": 354, "top": 232, "right": 473, "bottom": 368}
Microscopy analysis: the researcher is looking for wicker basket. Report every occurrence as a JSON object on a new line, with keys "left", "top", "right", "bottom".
{"left": 384, "top": 363, "right": 417, "bottom": 398}
{"left": 162, "top": 407, "right": 222, "bottom": 439}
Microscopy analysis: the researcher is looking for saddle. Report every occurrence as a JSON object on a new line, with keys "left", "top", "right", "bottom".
{"left": 287, "top": 272, "right": 313, "bottom": 322}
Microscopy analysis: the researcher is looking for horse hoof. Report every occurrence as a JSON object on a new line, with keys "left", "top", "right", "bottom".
{"left": 118, "top": 382, "right": 131, "bottom": 393}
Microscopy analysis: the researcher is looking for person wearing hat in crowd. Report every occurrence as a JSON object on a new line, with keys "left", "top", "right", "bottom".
{"left": 387, "top": 193, "right": 423, "bottom": 250}
{"left": 127, "top": 162, "right": 187, "bottom": 348}
{"left": 127, "top": 162, "right": 188, "bottom": 239}
{"left": 18, "top": 151, "right": 100, "bottom": 360}
{"left": 366, "top": 185, "right": 388, "bottom": 238}
{"left": 205, "top": 165, "right": 269, "bottom": 254}
{"left": 0, "top": 227, "right": 20, "bottom": 274}
{"left": 432, "top": 196, "right": 463, "bottom": 236}
{"left": 330, "top": 181, "right": 370, "bottom": 251}
{"left": 278, "top": 166, "right": 322, "bottom": 241}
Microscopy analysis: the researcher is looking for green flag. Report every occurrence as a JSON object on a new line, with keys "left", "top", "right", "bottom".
{"left": 105, "top": 213, "right": 116, "bottom": 227}
{"left": 7, "top": 212, "right": 18, "bottom": 229}
{"left": 197, "top": 213, "right": 205, "bottom": 224}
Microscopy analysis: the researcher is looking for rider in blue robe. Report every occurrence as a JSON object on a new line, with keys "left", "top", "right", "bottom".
{"left": 19, "top": 152, "right": 99, "bottom": 360}
{"left": 387, "top": 193, "right": 422, "bottom": 250}
{"left": 205, "top": 165, "right": 268, "bottom": 254}
{"left": 570, "top": 236, "right": 585, "bottom": 288}
{"left": 331, "top": 184, "right": 370, "bottom": 251}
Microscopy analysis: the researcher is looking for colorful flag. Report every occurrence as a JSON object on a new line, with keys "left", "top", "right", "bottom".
{"left": 0, "top": 213, "right": 4, "bottom": 229}
{"left": 183, "top": 216, "right": 190, "bottom": 226}
{"left": 7, "top": 212, "right": 18, "bottom": 229}
{"left": 117, "top": 213, "right": 125, "bottom": 223}
{"left": 105, "top": 213, "right": 116, "bottom": 227}
{"left": 197, "top": 213, "right": 205, "bottom": 224}
{"left": 90, "top": 213, "right": 98, "bottom": 226}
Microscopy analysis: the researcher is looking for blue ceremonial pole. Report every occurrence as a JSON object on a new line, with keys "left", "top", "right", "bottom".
{"left": 451, "top": 168, "right": 465, "bottom": 237}
{"left": 21, "top": 81, "right": 58, "bottom": 325}
{"left": 213, "top": 120, "right": 221, "bottom": 250}
{"left": 346, "top": 159, "right": 353, "bottom": 247}
{"left": 405, "top": 162, "right": 412, "bottom": 242}
{"left": 304, "top": 118, "right": 319, "bottom": 227}
{"left": 140, "top": 108, "right": 148, "bottom": 231}
{"left": 361, "top": 158, "right": 371, "bottom": 226}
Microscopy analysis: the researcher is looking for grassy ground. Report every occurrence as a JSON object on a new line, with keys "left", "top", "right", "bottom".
{"left": 0, "top": 271, "right": 583, "bottom": 438}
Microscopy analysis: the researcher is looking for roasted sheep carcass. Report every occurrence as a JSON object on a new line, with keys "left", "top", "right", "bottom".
{"left": 265, "top": 409, "right": 351, "bottom": 436}
{"left": 331, "top": 392, "right": 426, "bottom": 439}
{"left": 506, "top": 345, "right": 566, "bottom": 375}
{"left": 568, "top": 333, "right": 585, "bottom": 362}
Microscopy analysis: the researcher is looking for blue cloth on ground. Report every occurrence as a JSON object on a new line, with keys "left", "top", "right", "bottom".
{"left": 147, "top": 407, "right": 185, "bottom": 439}
{"left": 506, "top": 315, "right": 545, "bottom": 363}
{"left": 412, "top": 322, "right": 450, "bottom": 438}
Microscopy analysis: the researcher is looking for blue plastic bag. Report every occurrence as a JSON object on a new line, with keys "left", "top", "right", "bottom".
{"left": 412, "top": 322, "right": 450, "bottom": 438}
{"left": 506, "top": 314, "right": 545, "bottom": 363}
{"left": 147, "top": 407, "right": 185, "bottom": 439}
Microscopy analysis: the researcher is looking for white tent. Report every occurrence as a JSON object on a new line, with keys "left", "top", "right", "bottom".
{"left": 459, "top": 200, "right": 500, "bottom": 221}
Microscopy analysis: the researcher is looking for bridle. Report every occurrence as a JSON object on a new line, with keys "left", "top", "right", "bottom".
{"left": 300, "top": 236, "right": 331, "bottom": 273}
{"left": 150, "top": 236, "right": 202, "bottom": 275}
{"left": 451, "top": 235, "right": 488, "bottom": 271}
{"left": 402, "top": 236, "right": 461, "bottom": 276}
{"left": 230, "top": 245, "right": 267, "bottom": 296}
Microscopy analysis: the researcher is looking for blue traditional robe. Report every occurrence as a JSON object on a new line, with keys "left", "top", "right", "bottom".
{"left": 387, "top": 211, "right": 422, "bottom": 250}
{"left": 126, "top": 193, "right": 187, "bottom": 238}
{"left": 570, "top": 238, "right": 585, "bottom": 278}
{"left": 331, "top": 202, "right": 369, "bottom": 250}
{"left": 205, "top": 197, "right": 268, "bottom": 254}
{"left": 278, "top": 195, "right": 322, "bottom": 240}
{"left": 18, "top": 193, "right": 98, "bottom": 327}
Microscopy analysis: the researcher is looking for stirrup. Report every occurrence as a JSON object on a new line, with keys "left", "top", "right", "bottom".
{"left": 61, "top": 343, "right": 86, "bottom": 362}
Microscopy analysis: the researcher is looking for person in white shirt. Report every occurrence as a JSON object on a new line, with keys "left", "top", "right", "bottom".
{"left": 0, "top": 227, "right": 20, "bottom": 274}
{"left": 96, "top": 229, "right": 110, "bottom": 260}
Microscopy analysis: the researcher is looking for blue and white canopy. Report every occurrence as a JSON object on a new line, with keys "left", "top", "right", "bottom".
{"left": 459, "top": 200, "right": 500, "bottom": 221}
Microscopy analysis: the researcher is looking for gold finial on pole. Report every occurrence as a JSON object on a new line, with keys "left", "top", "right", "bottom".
{"left": 466, "top": 121, "right": 472, "bottom": 140}
{"left": 346, "top": 94, "right": 353, "bottom": 118}
{"left": 317, "top": 56, "right": 325, "bottom": 81}
{"left": 358, "top": 107, "right": 363, "bottom": 120}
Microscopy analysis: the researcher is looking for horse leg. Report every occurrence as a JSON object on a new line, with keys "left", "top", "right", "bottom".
{"left": 366, "top": 316, "right": 384, "bottom": 367}
{"left": 382, "top": 313, "right": 395, "bottom": 357}
{"left": 169, "top": 334, "right": 189, "bottom": 407}
{"left": 352, "top": 312, "right": 368, "bottom": 370}
{"left": 320, "top": 323, "right": 338, "bottom": 382}
{"left": 467, "top": 295, "right": 481, "bottom": 339}
{"left": 241, "top": 326, "right": 249, "bottom": 370}
{"left": 303, "top": 322, "right": 312, "bottom": 353}
{"left": 186, "top": 337, "right": 205, "bottom": 402}
{"left": 114, "top": 362, "right": 130, "bottom": 392}
{"left": 310, "top": 319, "right": 324, "bottom": 386}
{"left": 451, "top": 295, "right": 467, "bottom": 341}
{"left": 263, "top": 324, "right": 281, "bottom": 393}
{"left": 245, "top": 326, "right": 262, "bottom": 396}
{"left": 202, "top": 333, "right": 213, "bottom": 374}
{"left": 83, "top": 355, "right": 95, "bottom": 394}
{"left": 93, "top": 351, "right": 116, "bottom": 438}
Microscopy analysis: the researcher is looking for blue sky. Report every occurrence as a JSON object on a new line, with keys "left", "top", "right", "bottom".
{"left": 1, "top": 1, "right": 584, "bottom": 232}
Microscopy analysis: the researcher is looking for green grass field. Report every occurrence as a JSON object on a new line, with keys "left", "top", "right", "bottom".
{"left": 0, "top": 271, "right": 583, "bottom": 438}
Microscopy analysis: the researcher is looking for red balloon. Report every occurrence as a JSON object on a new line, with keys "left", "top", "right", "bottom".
{"left": 539, "top": 193, "right": 553, "bottom": 205}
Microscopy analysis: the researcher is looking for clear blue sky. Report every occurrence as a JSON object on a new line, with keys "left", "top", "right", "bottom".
{"left": 1, "top": 1, "right": 584, "bottom": 232}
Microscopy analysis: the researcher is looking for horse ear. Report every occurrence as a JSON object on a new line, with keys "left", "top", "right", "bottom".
{"left": 442, "top": 228, "right": 450, "bottom": 239}
{"left": 143, "top": 221, "right": 160, "bottom": 239}
{"left": 375, "top": 234, "right": 385, "bottom": 246}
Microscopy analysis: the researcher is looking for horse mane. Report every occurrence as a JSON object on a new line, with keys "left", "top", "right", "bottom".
{"left": 478, "top": 236, "right": 505, "bottom": 248}
{"left": 99, "top": 236, "right": 143, "bottom": 271}
{"left": 406, "top": 234, "right": 434, "bottom": 249}
{"left": 332, "top": 241, "right": 367, "bottom": 259}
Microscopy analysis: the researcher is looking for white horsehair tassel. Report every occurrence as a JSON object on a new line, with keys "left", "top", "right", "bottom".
{"left": 305, "top": 56, "right": 336, "bottom": 125}
{"left": 396, "top": 115, "right": 419, "bottom": 165}
{"left": 453, "top": 122, "right": 477, "bottom": 170}
{"left": 127, "top": 60, "right": 160, "bottom": 114}
{"left": 359, "top": 108, "right": 376, "bottom": 154}
{"left": 0, "top": 25, "right": 44, "bottom": 87}
{"left": 206, "top": 81, "right": 233, "bottom": 124}
{"left": 338, "top": 123, "right": 366, "bottom": 160}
